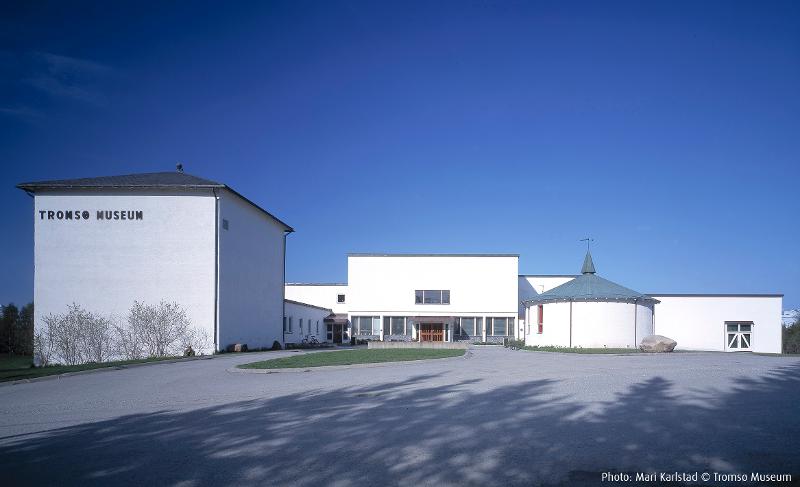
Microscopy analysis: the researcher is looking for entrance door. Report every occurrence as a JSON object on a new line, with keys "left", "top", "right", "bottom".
{"left": 420, "top": 323, "right": 444, "bottom": 342}
{"left": 725, "top": 322, "right": 752, "bottom": 351}
{"left": 333, "top": 324, "right": 343, "bottom": 344}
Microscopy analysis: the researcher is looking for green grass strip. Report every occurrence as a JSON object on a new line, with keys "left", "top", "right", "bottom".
{"left": 239, "top": 348, "right": 465, "bottom": 369}
{"left": 0, "top": 354, "right": 183, "bottom": 382}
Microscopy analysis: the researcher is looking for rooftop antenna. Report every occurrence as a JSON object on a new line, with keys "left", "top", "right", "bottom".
{"left": 176, "top": 163, "right": 184, "bottom": 173}
{"left": 580, "top": 237, "right": 594, "bottom": 252}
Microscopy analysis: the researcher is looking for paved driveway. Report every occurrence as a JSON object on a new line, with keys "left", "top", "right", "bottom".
{"left": 1, "top": 348, "right": 799, "bottom": 486}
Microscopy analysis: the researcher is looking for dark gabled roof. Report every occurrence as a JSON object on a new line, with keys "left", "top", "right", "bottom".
{"left": 17, "top": 171, "right": 224, "bottom": 190}
{"left": 522, "top": 252, "right": 658, "bottom": 305}
{"left": 17, "top": 171, "right": 293, "bottom": 232}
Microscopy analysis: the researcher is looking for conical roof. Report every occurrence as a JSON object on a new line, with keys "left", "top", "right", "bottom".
{"left": 522, "top": 252, "right": 658, "bottom": 305}
{"left": 581, "top": 252, "right": 596, "bottom": 274}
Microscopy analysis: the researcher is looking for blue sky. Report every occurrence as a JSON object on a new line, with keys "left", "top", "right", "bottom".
{"left": 1, "top": 1, "right": 798, "bottom": 308}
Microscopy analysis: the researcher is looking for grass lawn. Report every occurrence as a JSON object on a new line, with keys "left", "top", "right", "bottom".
{"left": 239, "top": 348, "right": 465, "bottom": 369}
{"left": 0, "top": 353, "right": 183, "bottom": 382}
{"left": 522, "top": 346, "right": 641, "bottom": 354}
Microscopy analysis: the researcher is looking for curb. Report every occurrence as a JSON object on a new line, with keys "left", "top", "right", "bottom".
{"left": 229, "top": 349, "right": 472, "bottom": 374}
{"left": 0, "top": 350, "right": 287, "bottom": 387}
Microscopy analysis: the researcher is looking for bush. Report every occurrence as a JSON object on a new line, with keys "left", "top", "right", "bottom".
{"left": 784, "top": 319, "right": 800, "bottom": 354}
{"left": 271, "top": 340, "right": 282, "bottom": 350}
{"left": 34, "top": 301, "right": 212, "bottom": 366}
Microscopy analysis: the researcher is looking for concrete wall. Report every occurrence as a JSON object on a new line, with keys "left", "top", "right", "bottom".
{"left": 33, "top": 189, "right": 217, "bottom": 354}
{"left": 571, "top": 301, "right": 653, "bottom": 349}
{"left": 524, "top": 301, "right": 654, "bottom": 349}
{"left": 283, "top": 300, "right": 331, "bottom": 344}
{"left": 518, "top": 275, "right": 576, "bottom": 338}
{"left": 524, "top": 302, "right": 572, "bottom": 347}
{"left": 348, "top": 255, "right": 518, "bottom": 315}
{"left": 284, "top": 284, "right": 349, "bottom": 314}
{"left": 651, "top": 295, "right": 783, "bottom": 353}
{"left": 217, "top": 189, "right": 287, "bottom": 350}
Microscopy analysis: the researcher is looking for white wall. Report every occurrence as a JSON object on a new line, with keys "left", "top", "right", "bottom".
{"left": 524, "top": 301, "right": 654, "bottom": 349}
{"left": 284, "top": 284, "right": 349, "bottom": 314}
{"left": 347, "top": 255, "right": 518, "bottom": 340}
{"left": 33, "top": 190, "right": 217, "bottom": 354}
{"left": 217, "top": 189, "right": 287, "bottom": 350}
{"left": 571, "top": 302, "right": 652, "bottom": 348}
{"left": 524, "top": 302, "right": 572, "bottom": 347}
{"left": 651, "top": 295, "right": 783, "bottom": 353}
{"left": 283, "top": 300, "right": 331, "bottom": 343}
{"left": 348, "top": 255, "right": 518, "bottom": 315}
{"left": 518, "top": 275, "right": 576, "bottom": 337}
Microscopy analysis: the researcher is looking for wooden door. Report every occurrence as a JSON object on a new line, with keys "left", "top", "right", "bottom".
{"left": 420, "top": 323, "right": 444, "bottom": 342}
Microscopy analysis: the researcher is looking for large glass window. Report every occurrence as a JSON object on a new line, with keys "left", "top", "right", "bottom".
{"left": 383, "top": 316, "right": 407, "bottom": 335}
{"left": 353, "top": 316, "right": 381, "bottom": 335}
{"left": 490, "top": 317, "right": 511, "bottom": 336}
{"left": 415, "top": 290, "right": 450, "bottom": 305}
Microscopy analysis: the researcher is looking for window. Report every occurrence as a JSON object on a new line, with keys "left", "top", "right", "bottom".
{"left": 337, "top": 294, "right": 346, "bottom": 303}
{"left": 222, "top": 219, "right": 229, "bottom": 230}
{"left": 299, "top": 318, "right": 303, "bottom": 334}
{"left": 352, "top": 316, "right": 380, "bottom": 335}
{"left": 415, "top": 290, "right": 450, "bottom": 305}
{"left": 486, "top": 318, "right": 514, "bottom": 336}
{"left": 316, "top": 320, "right": 320, "bottom": 335}
{"left": 389, "top": 317, "right": 408, "bottom": 335}
{"left": 456, "top": 317, "right": 483, "bottom": 338}
{"left": 288, "top": 317, "right": 293, "bottom": 333}
{"left": 537, "top": 305, "right": 544, "bottom": 334}
{"left": 283, "top": 317, "right": 287, "bottom": 332}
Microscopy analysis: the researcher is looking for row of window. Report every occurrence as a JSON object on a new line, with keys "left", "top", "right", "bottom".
{"left": 350, "top": 316, "right": 514, "bottom": 336}
{"left": 283, "top": 317, "right": 322, "bottom": 335}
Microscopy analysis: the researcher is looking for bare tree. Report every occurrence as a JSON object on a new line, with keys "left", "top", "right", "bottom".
{"left": 44, "top": 304, "right": 89, "bottom": 365}
{"left": 113, "top": 314, "right": 145, "bottom": 361}
{"left": 80, "top": 312, "right": 114, "bottom": 363}
{"left": 130, "top": 301, "right": 192, "bottom": 357}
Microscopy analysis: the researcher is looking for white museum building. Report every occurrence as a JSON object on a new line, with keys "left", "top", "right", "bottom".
{"left": 18, "top": 171, "right": 293, "bottom": 354}
{"left": 19, "top": 170, "right": 784, "bottom": 357}
{"left": 287, "top": 253, "right": 784, "bottom": 353}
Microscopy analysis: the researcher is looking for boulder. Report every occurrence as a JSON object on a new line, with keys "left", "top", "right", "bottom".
{"left": 225, "top": 343, "right": 248, "bottom": 353}
{"left": 639, "top": 335, "right": 677, "bottom": 353}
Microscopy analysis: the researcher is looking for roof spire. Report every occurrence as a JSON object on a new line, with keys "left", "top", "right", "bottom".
{"left": 579, "top": 237, "right": 596, "bottom": 274}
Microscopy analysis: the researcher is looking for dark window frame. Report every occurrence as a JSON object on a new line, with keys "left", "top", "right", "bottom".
{"left": 414, "top": 290, "right": 450, "bottom": 305}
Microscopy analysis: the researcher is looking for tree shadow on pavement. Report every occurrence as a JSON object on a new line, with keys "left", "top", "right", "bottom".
{"left": 1, "top": 364, "right": 799, "bottom": 486}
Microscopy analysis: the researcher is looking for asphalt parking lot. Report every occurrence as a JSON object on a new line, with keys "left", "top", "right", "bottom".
{"left": 1, "top": 347, "right": 798, "bottom": 486}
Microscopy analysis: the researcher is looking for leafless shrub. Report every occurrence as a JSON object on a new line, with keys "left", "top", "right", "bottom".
{"left": 113, "top": 314, "right": 145, "bottom": 361}
{"left": 129, "top": 301, "right": 192, "bottom": 357}
{"left": 34, "top": 301, "right": 211, "bottom": 366}
{"left": 33, "top": 328, "right": 56, "bottom": 367}
{"left": 43, "top": 304, "right": 89, "bottom": 365}
{"left": 80, "top": 312, "right": 114, "bottom": 363}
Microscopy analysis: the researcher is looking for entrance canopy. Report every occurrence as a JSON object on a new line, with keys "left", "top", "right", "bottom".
{"left": 409, "top": 316, "right": 457, "bottom": 325}
{"left": 323, "top": 313, "right": 349, "bottom": 325}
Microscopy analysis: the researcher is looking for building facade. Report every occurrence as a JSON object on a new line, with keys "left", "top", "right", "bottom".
{"left": 18, "top": 171, "right": 292, "bottom": 355}
{"left": 288, "top": 252, "right": 783, "bottom": 353}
